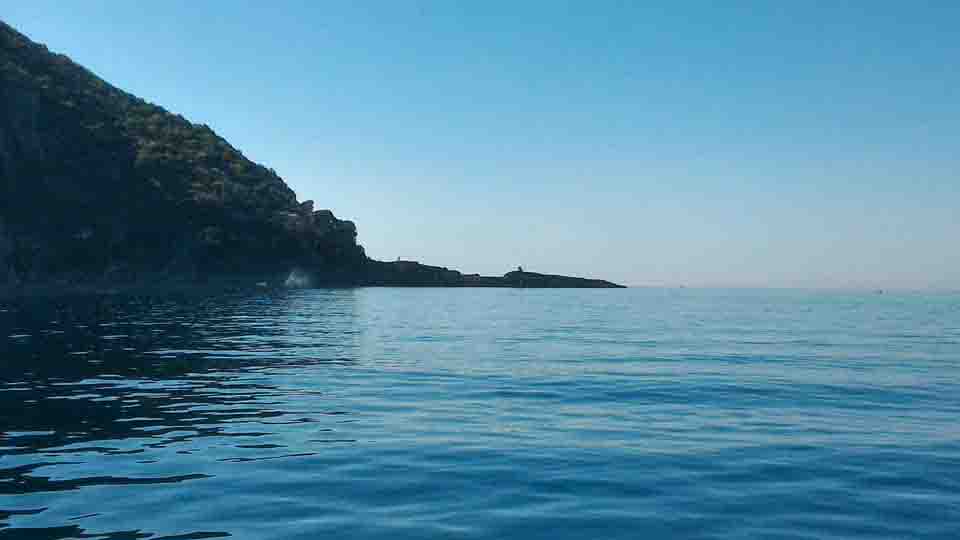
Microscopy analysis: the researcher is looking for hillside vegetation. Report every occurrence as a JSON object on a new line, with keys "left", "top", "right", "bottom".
{"left": 0, "top": 20, "right": 363, "bottom": 286}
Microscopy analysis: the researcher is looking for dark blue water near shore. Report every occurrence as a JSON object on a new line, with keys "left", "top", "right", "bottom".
{"left": 1, "top": 288, "right": 958, "bottom": 539}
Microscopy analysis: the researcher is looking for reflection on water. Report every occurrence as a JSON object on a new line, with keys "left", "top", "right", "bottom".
{"left": 1, "top": 290, "right": 362, "bottom": 539}
{"left": 0, "top": 288, "right": 959, "bottom": 539}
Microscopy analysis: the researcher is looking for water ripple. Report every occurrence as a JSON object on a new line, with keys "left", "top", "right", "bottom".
{"left": 0, "top": 289, "right": 958, "bottom": 539}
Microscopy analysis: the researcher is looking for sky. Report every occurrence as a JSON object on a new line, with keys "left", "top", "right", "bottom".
{"left": 5, "top": 2, "right": 958, "bottom": 289}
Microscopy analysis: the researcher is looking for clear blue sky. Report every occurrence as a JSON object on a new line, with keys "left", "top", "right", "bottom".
{"left": 6, "top": 2, "right": 959, "bottom": 289}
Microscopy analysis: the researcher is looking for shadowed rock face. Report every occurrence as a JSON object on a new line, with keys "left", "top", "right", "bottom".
{"left": 0, "top": 21, "right": 623, "bottom": 292}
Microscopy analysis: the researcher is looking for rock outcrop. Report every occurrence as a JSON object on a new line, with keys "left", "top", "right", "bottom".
{"left": 353, "top": 262, "right": 624, "bottom": 288}
{"left": 0, "top": 21, "right": 623, "bottom": 292}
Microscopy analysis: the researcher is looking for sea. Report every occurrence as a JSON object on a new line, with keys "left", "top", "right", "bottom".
{"left": 0, "top": 287, "right": 958, "bottom": 539}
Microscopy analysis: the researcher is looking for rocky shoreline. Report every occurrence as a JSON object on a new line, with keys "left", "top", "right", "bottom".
{"left": 0, "top": 265, "right": 624, "bottom": 299}
{"left": 0, "top": 21, "right": 623, "bottom": 294}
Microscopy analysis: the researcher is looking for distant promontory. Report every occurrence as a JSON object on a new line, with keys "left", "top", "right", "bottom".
{"left": 0, "top": 21, "right": 623, "bottom": 293}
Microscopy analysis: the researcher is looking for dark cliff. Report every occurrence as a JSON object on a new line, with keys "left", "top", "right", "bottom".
{"left": 0, "top": 20, "right": 364, "bottom": 287}
{"left": 0, "top": 21, "right": 623, "bottom": 291}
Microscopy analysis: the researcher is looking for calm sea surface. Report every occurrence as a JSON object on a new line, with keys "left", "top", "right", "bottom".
{"left": 0, "top": 288, "right": 958, "bottom": 539}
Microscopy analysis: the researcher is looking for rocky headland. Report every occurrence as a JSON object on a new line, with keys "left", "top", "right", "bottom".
{"left": 0, "top": 21, "right": 624, "bottom": 294}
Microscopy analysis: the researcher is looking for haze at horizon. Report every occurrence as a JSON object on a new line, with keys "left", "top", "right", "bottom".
{"left": 6, "top": 2, "right": 958, "bottom": 289}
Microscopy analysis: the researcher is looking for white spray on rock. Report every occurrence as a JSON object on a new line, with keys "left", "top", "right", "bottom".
{"left": 284, "top": 268, "right": 313, "bottom": 288}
